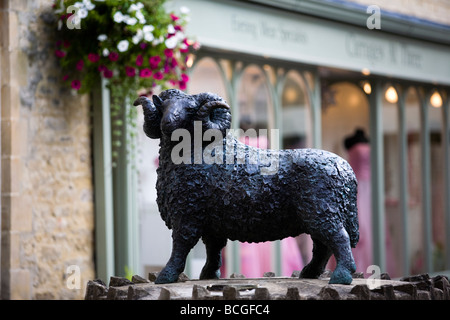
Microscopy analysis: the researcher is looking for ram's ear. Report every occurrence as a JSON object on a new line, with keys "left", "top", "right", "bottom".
{"left": 152, "top": 95, "right": 164, "bottom": 113}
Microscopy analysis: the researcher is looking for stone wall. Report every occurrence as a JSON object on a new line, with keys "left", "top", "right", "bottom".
{"left": 1, "top": 0, "right": 95, "bottom": 299}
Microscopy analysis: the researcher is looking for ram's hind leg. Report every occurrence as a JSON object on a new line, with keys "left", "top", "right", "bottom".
{"left": 300, "top": 237, "right": 332, "bottom": 279}
{"left": 200, "top": 236, "right": 227, "bottom": 280}
{"left": 328, "top": 227, "right": 356, "bottom": 285}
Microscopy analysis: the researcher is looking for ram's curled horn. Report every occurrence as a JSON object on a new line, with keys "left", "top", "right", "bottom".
{"left": 195, "top": 99, "right": 232, "bottom": 134}
{"left": 133, "top": 96, "right": 150, "bottom": 107}
{"left": 133, "top": 95, "right": 163, "bottom": 139}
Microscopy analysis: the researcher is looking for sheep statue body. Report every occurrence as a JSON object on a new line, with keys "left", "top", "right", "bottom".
{"left": 134, "top": 89, "right": 359, "bottom": 285}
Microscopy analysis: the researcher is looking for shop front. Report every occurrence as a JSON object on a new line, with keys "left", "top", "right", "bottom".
{"left": 126, "top": 0, "right": 450, "bottom": 280}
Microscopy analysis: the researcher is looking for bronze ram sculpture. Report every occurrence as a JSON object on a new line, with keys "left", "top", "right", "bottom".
{"left": 134, "top": 89, "right": 359, "bottom": 285}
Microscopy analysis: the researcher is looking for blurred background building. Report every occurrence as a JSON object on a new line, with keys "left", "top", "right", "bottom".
{"left": 1, "top": 0, "right": 449, "bottom": 299}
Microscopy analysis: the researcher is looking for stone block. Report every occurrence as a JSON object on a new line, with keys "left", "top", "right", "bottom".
{"left": 350, "top": 284, "right": 370, "bottom": 300}
{"left": 319, "top": 285, "right": 340, "bottom": 300}
{"left": 192, "top": 285, "right": 210, "bottom": 300}
{"left": 131, "top": 274, "right": 150, "bottom": 284}
{"left": 223, "top": 286, "right": 238, "bottom": 300}
{"left": 263, "top": 272, "right": 275, "bottom": 278}
{"left": 254, "top": 287, "right": 270, "bottom": 299}
{"left": 9, "top": 269, "right": 31, "bottom": 300}
{"left": 286, "top": 287, "right": 300, "bottom": 300}
{"left": 109, "top": 276, "right": 132, "bottom": 287}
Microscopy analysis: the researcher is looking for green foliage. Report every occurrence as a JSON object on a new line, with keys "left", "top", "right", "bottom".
{"left": 124, "top": 265, "right": 134, "bottom": 281}
{"left": 51, "top": 0, "right": 198, "bottom": 160}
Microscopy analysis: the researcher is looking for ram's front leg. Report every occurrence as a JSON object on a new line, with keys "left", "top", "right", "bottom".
{"left": 155, "top": 228, "right": 200, "bottom": 284}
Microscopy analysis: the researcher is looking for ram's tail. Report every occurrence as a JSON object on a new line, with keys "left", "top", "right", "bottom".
{"left": 344, "top": 176, "right": 359, "bottom": 248}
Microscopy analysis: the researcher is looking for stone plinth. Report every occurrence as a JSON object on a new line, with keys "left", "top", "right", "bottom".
{"left": 85, "top": 272, "right": 449, "bottom": 300}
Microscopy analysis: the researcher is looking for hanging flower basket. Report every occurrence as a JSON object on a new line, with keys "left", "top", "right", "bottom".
{"left": 51, "top": 0, "right": 199, "bottom": 157}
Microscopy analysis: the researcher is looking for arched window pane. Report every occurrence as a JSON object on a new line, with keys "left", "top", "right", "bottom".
{"left": 382, "top": 84, "right": 401, "bottom": 277}
{"left": 281, "top": 71, "right": 312, "bottom": 149}
{"left": 429, "top": 95, "right": 446, "bottom": 271}
{"left": 189, "top": 57, "right": 228, "bottom": 99}
{"left": 321, "top": 82, "right": 370, "bottom": 274}
{"left": 405, "top": 87, "right": 424, "bottom": 275}
{"left": 238, "top": 64, "right": 274, "bottom": 148}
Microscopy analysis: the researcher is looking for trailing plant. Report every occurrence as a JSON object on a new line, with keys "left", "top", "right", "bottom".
{"left": 51, "top": 0, "right": 198, "bottom": 160}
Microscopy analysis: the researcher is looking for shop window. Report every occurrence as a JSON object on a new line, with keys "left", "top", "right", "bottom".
{"left": 237, "top": 64, "right": 275, "bottom": 148}
{"left": 382, "top": 84, "right": 401, "bottom": 277}
{"left": 188, "top": 57, "right": 228, "bottom": 99}
{"left": 321, "top": 82, "right": 370, "bottom": 273}
{"left": 280, "top": 70, "right": 313, "bottom": 275}
{"left": 405, "top": 87, "right": 425, "bottom": 275}
{"left": 321, "top": 82, "right": 370, "bottom": 159}
{"left": 281, "top": 71, "right": 312, "bottom": 149}
{"left": 428, "top": 94, "right": 446, "bottom": 272}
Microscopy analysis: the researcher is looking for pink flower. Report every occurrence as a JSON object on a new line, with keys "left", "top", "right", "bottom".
{"left": 98, "top": 65, "right": 107, "bottom": 72}
{"left": 55, "top": 49, "right": 66, "bottom": 58}
{"left": 62, "top": 40, "right": 71, "bottom": 48}
{"left": 164, "top": 49, "right": 173, "bottom": 58}
{"left": 109, "top": 52, "right": 119, "bottom": 61}
{"left": 149, "top": 56, "right": 161, "bottom": 69}
{"left": 163, "top": 64, "right": 171, "bottom": 74}
{"left": 103, "top": 68, "right": 113, "bottom": 78}
{"left": 153, "top": 71, "right": 163, "bottom": 80}
{"left": 170, "top": 13, "right": 179, "bottom": 21}
{"left": 178, "top": 80, "right": 187, "bottom": 90}
{"left": 125, "top": 66, "right": 136, "bottom": 77}
{"left": 62, "top": 75, "right": 69, "bottom": 81}
{"left": 76, "top": 59, "right": 84, "bottom": 71}
{"left": 136, "top": 55, "right": 143, "bottom": 66}
{"left": 88, "top": 53, "right": 100, "bottom": 63}
{"left": 181, "top": 73, "right": 189, "bottom": 82}
{"left": 71, "top": 79, "right": 81, "bottom": 90}
{"left": 139, "top": 68, "right": 152, "bottom": 78}
{"left": 139, "top": 43, "right": 147, "bottom": 50}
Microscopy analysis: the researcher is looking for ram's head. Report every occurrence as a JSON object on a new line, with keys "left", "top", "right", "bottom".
{"left": 134, "top": 89, "right": 232, "bottom": 139}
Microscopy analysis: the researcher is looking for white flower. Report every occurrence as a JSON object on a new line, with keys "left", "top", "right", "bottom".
{"left": 132, "top": 29, "right": 143, "bottom": 44}
{"left": 97, "top": 34, "right": 107, "bottom": 41}
{"left": 125, "top": 17, "right": 138, "bottom": 25}
{"left": 165, "top": 36, "right": 177, "bottom": 49}
{"left": 113, "top": 11, "right": 124, "bottom": 23}
{"left": 117, "top": 40, "right": 129, "bottom": 52}
{"left": 135, "top": 11, "right": 146, "bottom": 24}
{"left": 180, "top": 6, "right": 190, "bottom": 14}
{"left": 77, "top": 8, "right": 88, "bottom": 19}
{"left": 102, "top": 48, "right": 109, "bottom": 57}
{"left": 73, "top": 2, "right": 83, "bottom": 8}
{"left": 129, "top": 2, "right": 144, "bottom": 12}
{"left": 143, "top": 25, "right": 155, "bottom": 33}
{"left": 144, "top": 32, "right": 154, "bottom": 42}
{"left": 167, "top": 24, "right": 175, "bottom": 34}
{"left": 153, "top": 35, "right": 164, "bottom": 46}
{"left": 83, "top": 0, "right": 95, "bottom": 10}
